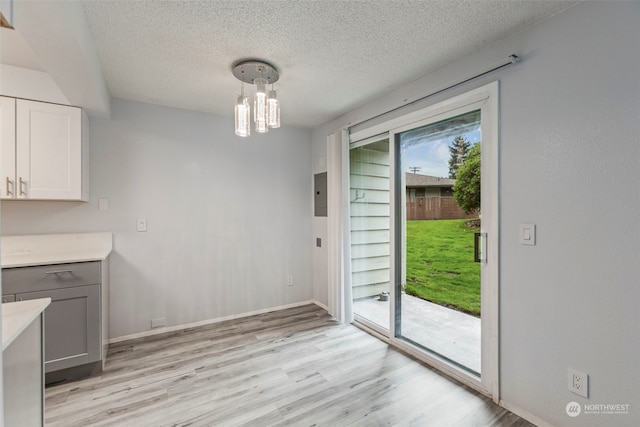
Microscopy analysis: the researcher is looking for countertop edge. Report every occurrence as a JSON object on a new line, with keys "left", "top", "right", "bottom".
{"left": 1, "top": 251, "right": 111, "bottom": 268}
{"left": 1, "top": 232, "right": 113, "bottom": 268}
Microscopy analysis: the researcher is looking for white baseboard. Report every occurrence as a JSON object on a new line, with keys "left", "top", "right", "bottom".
{"left": 499, "top": 400, "right": 552, "bottom": 427}
{"left": 312, "top": 299, "right": 329, "bottom": 311}
{"left": 109, "top": 300, "right": 317, "bottom": 344}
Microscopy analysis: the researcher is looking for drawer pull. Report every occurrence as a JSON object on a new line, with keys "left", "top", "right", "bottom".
{"left": 45, "top": 269, "right": 73, "bottom": 275}
{"left": 19, "top": 177, "right": 26, "bottom": 196}
{"left": 5, "top": 177, "right": 12, "bottom": 196}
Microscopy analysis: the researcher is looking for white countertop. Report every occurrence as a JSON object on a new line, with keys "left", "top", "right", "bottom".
{"left": 1, "top": 232, "right": 113, "bottom": 268}
{"left": 2, "top": 298, "right": 51, "bottom": 350}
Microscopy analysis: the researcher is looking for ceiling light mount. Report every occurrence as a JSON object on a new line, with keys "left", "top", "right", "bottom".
{"left": 232, "top": 60, "right": 279, "bottom": 85}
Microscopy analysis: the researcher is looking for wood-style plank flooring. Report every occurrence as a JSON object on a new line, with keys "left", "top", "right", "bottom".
{"left": 45, "top": 304, "right": 533, "bottom": 426}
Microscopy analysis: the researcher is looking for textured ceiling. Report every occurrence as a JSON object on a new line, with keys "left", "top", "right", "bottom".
{"left": 80, "top": 1, "right": 577, "bottom": 129}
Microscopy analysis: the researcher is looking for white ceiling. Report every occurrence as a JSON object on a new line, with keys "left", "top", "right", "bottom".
{"left": 12, "top": 1, "right": 579, "bottom": 129}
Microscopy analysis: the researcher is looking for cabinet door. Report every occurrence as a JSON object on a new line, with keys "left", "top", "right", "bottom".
{"left": 17, "top": 285, "right": 100, "bottom": 373}
{"left": 15, "top": 100, "right": 82, "bottom": 200}
{"left": 1, "top": 96, "right": 16, "bottom": 199}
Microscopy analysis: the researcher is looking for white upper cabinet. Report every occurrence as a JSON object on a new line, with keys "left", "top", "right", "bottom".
{"left": 1, "top": 97, "right": 88, "bottom": 201}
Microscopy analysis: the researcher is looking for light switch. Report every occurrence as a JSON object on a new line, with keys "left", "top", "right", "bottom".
{"left": 98, "top": 198, "right": 109, "bottom": 211}
{"left": 519, "top": 224, "right": 535, "bottom": 245}
{"left": 137, "top": 218, "right": 147, "bottom": 232}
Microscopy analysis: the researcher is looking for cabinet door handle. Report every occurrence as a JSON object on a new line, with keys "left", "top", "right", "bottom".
{"left": 45, "top": 269, "right": 73, "bottom": 275}
{"left": 5, "top": 177, "right": 13, "bottom": 196}
{"left": 19, "top": 177, "right": 26, "bottom": 196}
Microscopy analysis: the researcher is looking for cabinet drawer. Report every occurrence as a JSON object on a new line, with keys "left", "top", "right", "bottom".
{"left": 2, "top": 261, "right": 100, "bottom": 294}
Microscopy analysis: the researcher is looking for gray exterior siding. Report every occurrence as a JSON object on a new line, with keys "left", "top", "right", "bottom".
{"left": 349, "top": 141, "right": 391, "bottom": 299}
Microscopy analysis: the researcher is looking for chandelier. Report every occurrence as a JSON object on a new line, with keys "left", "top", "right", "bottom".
{"left": 232, "top": 60, "right": 280, "bottom": 137}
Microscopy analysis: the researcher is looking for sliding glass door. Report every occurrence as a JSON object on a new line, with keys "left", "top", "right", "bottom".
{"left": 348, "top": 83, "right": 499, "bottom": 397}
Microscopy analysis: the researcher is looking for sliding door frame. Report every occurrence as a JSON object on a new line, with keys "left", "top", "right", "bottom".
{"left": 349, "top": 82, "right": 500, "bottom": 401}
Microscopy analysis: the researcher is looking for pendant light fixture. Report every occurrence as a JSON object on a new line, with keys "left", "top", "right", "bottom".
{"left": 267, "top": 84, "right": 280, "bottom": 128}
{"left": 235, "top": 82, "right": 250, "bottom": 137}
{"left": 254, "top": 77, "right": 268, "bottom": 133}
{"left": 232, "top": 60, "right": 280, "bottom": 137}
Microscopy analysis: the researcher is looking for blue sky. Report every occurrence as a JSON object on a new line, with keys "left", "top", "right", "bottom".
{"left": 403, "top": 129, "right": 480, "bottom": 178}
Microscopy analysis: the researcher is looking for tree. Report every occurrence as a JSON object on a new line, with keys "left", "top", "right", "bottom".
{"left": 447, "top": 136, "right": 470, "bottom": 179}
{"left": 453, "top": 143, "right": 480, "bottom": 214}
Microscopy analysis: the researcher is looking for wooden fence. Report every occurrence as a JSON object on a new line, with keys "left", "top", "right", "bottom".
{"left": 406, "top": 197, "right": 477, "bottom": 220}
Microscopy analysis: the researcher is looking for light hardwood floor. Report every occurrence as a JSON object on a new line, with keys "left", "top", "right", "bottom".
{"left": 45, "top": 304, "right": 533, "bottom": 426}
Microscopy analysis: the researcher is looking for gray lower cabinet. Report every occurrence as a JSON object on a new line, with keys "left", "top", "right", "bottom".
{"left": 2, "top": 261, "right": 102, "bottom": 377}
{"left": 17, "top": 285, "right": 100, "bottom": 373}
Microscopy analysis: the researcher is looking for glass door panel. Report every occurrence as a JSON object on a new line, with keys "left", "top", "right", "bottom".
{"left": 350, "top": 138, "right": 391, "bottom": 330}
{"left": 396, "top": 110, "right": 482, "bottom": 375}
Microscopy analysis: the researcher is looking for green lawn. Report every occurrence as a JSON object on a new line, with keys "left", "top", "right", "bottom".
{"left": 405, "top": 219, "right": 481, "bottom": 317}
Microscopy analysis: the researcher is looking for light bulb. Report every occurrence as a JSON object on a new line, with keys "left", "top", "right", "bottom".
{"left": 235, "top": 94, "right": 250, "bottom": 137}
{"left": 254, "top": 78, "right": 268, "bottom": 133}
{"left": 267, "top": 89, "right": 280, "bottom": 128}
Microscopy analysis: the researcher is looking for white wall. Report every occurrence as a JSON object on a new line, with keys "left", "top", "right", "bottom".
{"left": 311, "top": 2, "right": 639, "bottom": 426}
{"left": 12, "top": 0, "right": 111, "bottom": 117}
{"left": 311, "top": 138, "right": 328, "bottom": 308}
{"left": 2, "top": 98, "right": 313, "bottom": 338}
{"left": 0, "top": 65, "right": 69, "bottom": 105}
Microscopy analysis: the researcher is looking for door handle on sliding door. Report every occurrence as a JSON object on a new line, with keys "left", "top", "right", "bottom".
{"left": 474, "top": 232, "right": 487, "bottom": 263}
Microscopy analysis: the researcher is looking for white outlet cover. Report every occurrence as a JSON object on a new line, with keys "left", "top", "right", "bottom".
{"left": 568, "top": 368, "right": 589, "bottom": 398}
{"left": 151, "top": 317, "right": 166, "bottom": 328}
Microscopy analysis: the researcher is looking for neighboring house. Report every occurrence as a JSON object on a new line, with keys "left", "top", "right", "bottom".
{"left": 350, "top": 141, "right": 391, "bottom": 300}
{"left": 405, "top": 173, "right": 476, "bottom": 220}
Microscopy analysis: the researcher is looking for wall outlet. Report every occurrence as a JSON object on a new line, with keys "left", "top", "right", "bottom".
{"left": 568, "top": 368, "right": 588, "bottom": 398}
{"left": 151, "top": 317, "right": 166, "bottom": 328}
{"left": 287, "top": 275, "right": 294, "bottom": 286}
